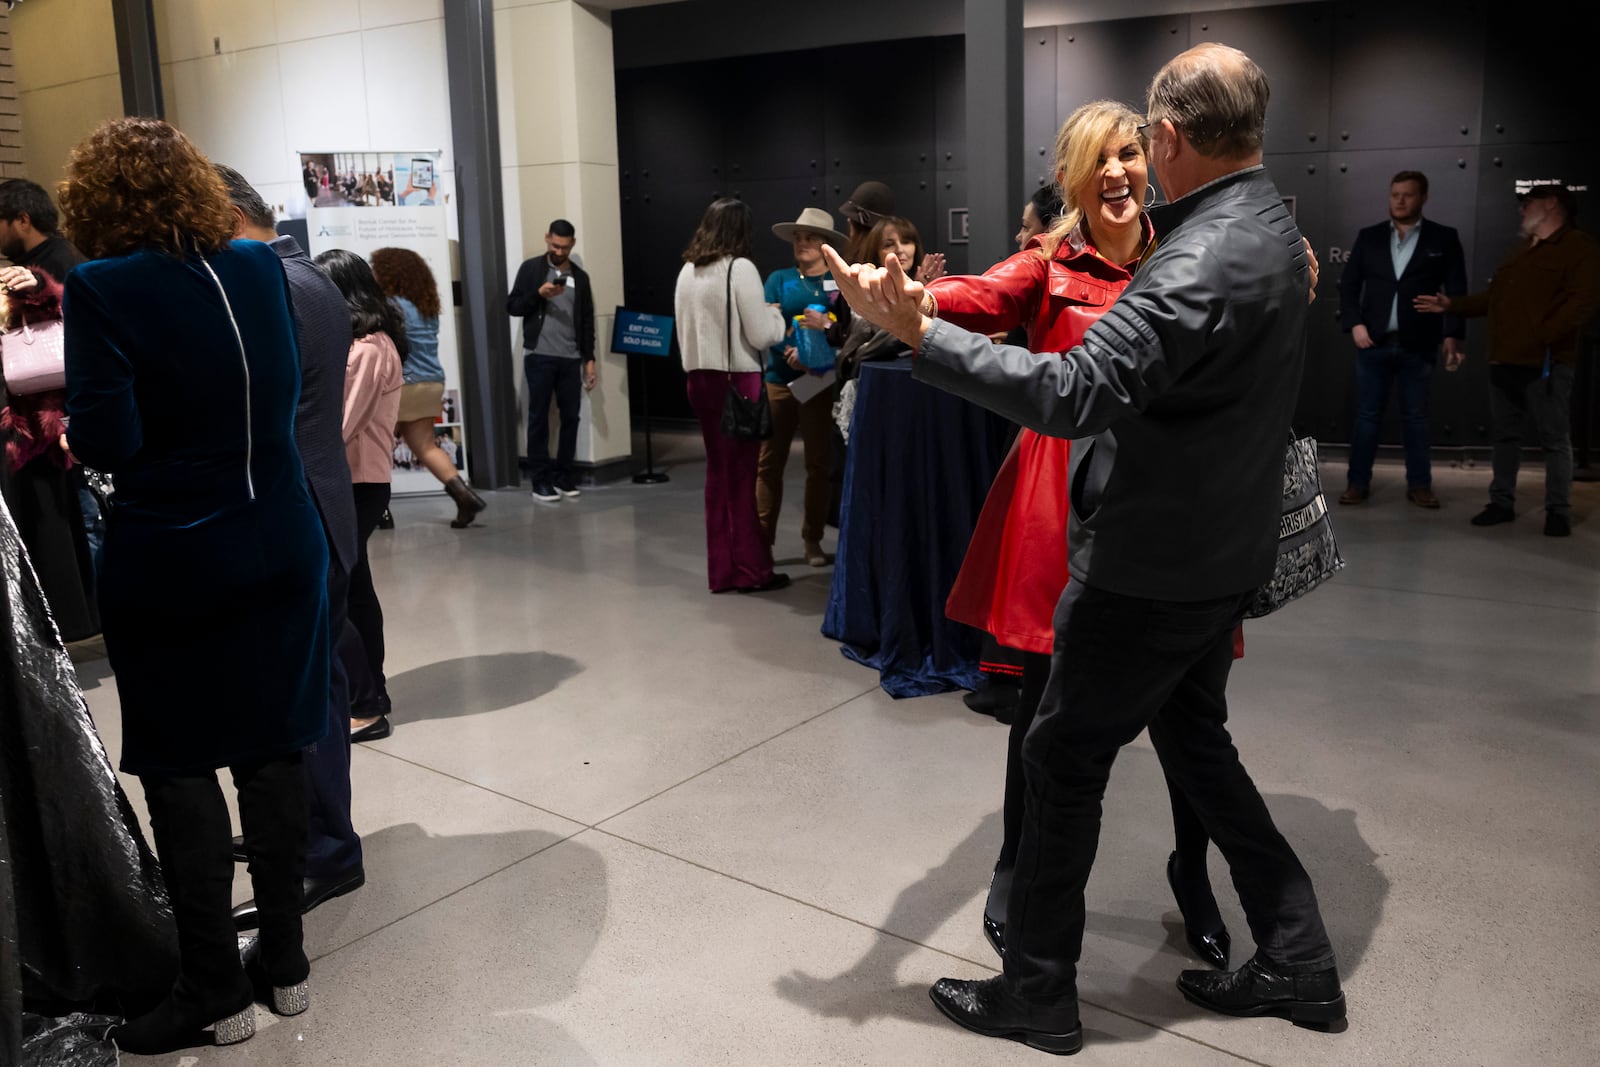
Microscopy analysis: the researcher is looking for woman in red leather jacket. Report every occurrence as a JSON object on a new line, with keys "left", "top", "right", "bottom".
{"left": 925, "top": 100, "right": 1232, "bottom": 970}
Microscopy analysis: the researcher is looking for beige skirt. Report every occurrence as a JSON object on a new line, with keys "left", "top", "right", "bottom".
{"left": 396, "top": 380, "right": 445, "bottom": 423}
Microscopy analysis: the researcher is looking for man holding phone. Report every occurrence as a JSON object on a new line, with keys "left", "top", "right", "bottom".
{"left": 508, "top": 219, "right": 597, "bottom": 502}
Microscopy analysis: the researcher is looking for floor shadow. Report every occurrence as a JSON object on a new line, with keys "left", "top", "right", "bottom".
{"left": 1099, "top": 784, "right": 1387, "bottom": 1037}
{"left": 772, "top": 811, "right": 1002, "bottom": 1028}
{"left": 291, "top": 821, "right": 605, "bottom": 1066}
{"left": 384, "top": 652, "right": 581, "bottom": 726}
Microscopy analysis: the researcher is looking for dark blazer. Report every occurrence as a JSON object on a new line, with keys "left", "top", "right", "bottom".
{"left": 507, "top": 254, "right": 595, "bottom": 360}
{"left": 271, "top": 235, "right": 358, "bottom": 574}
{"left": 1337, "top": 218, "right": 1466, "bottom": 352}
{"left": 915, "top": 167, "right": 1307, "bottom": 602}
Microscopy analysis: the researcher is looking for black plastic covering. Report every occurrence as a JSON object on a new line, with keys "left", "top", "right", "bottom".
{"left": 0, "top": 492, "right": 178, "bottom": 1065}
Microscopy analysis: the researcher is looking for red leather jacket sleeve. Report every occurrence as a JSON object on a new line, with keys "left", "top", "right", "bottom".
{"left": 926, "top": 249, "right": 1049, "bottom": 337}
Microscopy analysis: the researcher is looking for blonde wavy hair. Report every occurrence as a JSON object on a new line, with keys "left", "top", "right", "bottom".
{"left": 1036, "top": 100, "right": 1147, "bottom": 260}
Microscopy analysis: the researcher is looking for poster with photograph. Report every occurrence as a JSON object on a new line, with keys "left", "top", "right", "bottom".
{"left": 302, "top": 150, "right": 464, "bottom": 495}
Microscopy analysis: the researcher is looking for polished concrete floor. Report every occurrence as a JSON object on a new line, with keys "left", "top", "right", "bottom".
{"left": 82, "top": 433, "right": 1599, "bottom": 1065}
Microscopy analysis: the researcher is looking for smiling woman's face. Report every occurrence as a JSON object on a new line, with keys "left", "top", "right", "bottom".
{"left": 1075, "top": 132, "right": 1147, "bottom": 238}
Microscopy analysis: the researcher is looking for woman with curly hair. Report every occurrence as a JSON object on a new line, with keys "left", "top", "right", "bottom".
{"left": 59, "top": 117, "right": 326, "bottom": 1053}
{"left": 369, "top": 246, "right": 485, "bottom": 527}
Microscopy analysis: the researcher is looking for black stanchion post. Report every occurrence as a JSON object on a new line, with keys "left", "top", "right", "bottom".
{"left": 632, "top": 354, "right": 668, "bottom": 484}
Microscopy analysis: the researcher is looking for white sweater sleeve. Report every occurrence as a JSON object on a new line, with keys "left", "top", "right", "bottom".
{"left": 733, "top": 258, "right": 786, "bottom": 352}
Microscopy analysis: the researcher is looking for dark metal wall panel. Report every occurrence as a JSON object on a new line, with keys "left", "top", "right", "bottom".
{"left": 1195, "top": 4, "right": 1332, "bottom": 154}
{"left": 1021, "top": 28, "right": 1058, "bottom": 202}
{"left": 1479, "top": 7, "right": 1588, "bottom": 146}
{"left": 934, "top": 36, "right": 967, "bottom": 175}
{"left": 822, "top": 45, "right": 937, "bottom": 179}
{"left": 1055, "top": 15, "right": 1190, "bottom": 120}
{"left": 1328, "top": 0, "right": 1487, "bottom": 152}
{"left": 934, "top": 170, "right": 972, "bottom": 277}
{"left": 617, "top": 66, "right": 724, "bottom": 185}
{"left": 721, "top": 55, "right": 829, "bottom": 183}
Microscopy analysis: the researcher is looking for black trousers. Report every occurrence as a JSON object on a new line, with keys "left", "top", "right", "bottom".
{"left": 1003, "top": 581, "right": 1334, "bottom": 1000}
{"left": 341, "top": 483, "right": 391, "bottom": 718}
{"left": 304, "top": 553, "right": 361, "bottom": 878}
{"left": 524, "top": 353, "right": 582, "bottom": 482}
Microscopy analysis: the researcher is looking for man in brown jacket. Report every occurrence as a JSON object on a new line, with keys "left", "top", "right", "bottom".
{"left": 1418, "top": 184, "right": 1600, "bottom": 536}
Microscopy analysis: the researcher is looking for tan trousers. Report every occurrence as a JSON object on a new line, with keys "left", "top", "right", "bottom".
{"left": 756, "top": 380, "right": 835, "bottom": 546}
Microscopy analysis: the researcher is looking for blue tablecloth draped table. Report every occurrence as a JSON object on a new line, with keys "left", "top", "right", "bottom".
{"left": 822, "top": 357, "right": 1014, "bottom": 697}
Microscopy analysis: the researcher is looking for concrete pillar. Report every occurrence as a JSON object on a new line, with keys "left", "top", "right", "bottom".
{"left": 496, "top": 0, "right": 630, "bottom": 479}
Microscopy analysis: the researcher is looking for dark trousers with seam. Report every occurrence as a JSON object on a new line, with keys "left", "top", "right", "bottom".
{"left": 141, "top": 754, "right": 309, "bottom": 993}
{"left": 304, "top": 553, "right": 361, "bottom": 878}
{"left": 1348, "top": 342, "right": 1434, "bottom": 490}
{"left": 1003, "top": 581, "right": 1334, "bottom": 1000}
{"left": 1489, "top": 362, "right": 1575, "bottom": 516}
{"left": 525, "top": 353, "right": 583, "bottom": 483}
{"left": 341, "top": 483, "right": 391, "bottom": 718}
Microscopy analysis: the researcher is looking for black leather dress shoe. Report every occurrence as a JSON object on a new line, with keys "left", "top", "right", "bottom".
{"left": 350, "top": 715, "right": 392, "bottom": 743}
{"left": 1166, "top": 851, "right": 1230, "bottom": 969}
{"left": 232, "top": 866, "right": 366, "bottom": 931}
{"left": 964, "top": 680, "right": 1020, "bottom": 724}
{"left": 1178, "top": 952, "right": 1345, "bottom": 1027}
{"left": 983, "top": 913, "right": 1005, "bottom": 959}
{"left": 1470, "top": 503, "right": 1515, "bottom": 527}
{"left": 929, "top": 976, "right": 1082, "bottom": 1055}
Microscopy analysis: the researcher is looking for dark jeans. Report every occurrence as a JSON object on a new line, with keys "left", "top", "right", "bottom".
{"left": 1003, "top": 582, "right": 1333, "bottom": 1001}
{"left": 1489, "top": 362, "right": 1574, "bottom": 516}
{"left": 341, "top": 483, "right": 391, "bottom": 718}
{"left": 1348, "top": 342, "right": 1433, "bottom": 490}
{"left": 304, "top": 554, "right": 361, "bottom": 878}
{"left": 525, "top": 353, "right": 583, "bottom": 483}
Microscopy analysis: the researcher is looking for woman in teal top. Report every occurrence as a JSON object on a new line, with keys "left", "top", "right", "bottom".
{"left": 758, "top": 207, "right": 847, "bottom": 568}
{"left": 370, "top": 247, "right": 486, "bottom": 528}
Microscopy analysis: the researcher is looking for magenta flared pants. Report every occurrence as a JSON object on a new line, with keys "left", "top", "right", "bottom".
{"left": 686, "top": 370, "right": 776, "bottom": 592}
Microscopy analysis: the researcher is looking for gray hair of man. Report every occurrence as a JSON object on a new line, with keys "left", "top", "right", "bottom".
{"left": 213, "top": 164, "right": 276, "bottom": 230}
{"left": 1145, "top": 43, "right": 1270, "bottom": 159}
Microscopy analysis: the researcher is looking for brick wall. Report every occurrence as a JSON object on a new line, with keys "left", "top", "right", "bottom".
{"left": 0, "top": 16, "right": 21, "bottom": 180}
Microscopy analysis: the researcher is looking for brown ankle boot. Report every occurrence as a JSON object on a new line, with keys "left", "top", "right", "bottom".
{"left": 445, "top": 476, "right": 487, "bottom": 528}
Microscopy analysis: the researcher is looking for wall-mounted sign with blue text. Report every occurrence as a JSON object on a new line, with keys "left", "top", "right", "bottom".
{"left": 611, "top": 308, "right": 676, "bottom": 358}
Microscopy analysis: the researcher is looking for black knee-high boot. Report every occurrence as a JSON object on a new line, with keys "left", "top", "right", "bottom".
{"left": 233, "top": 754, "right": 311, "bottom": 998}
{"left": 114, "top": 774, "right": 255, "bottom": 1054}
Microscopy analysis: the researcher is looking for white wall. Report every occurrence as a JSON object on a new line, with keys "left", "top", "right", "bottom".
{"left": 153, "top": 0, "right": 457, "bottom": 229}
{"left": 10, "top": 0, "right": 123, "bottom": 188}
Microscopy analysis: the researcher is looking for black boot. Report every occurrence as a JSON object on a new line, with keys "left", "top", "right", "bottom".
{"left": 113, "top": 774, "right": 255, "bottom": 1055}
{"left": 233, "top": 755, "right": 311, "bottom": 1000}
{"left": 1178, "top": 952, "right": 1345, "bottom": 1027}
{"left": 1167, "top": 850, "right": 1230, "bottom": 969}
{"left": 445, "top": 475, "right": 487, "bottom": 528}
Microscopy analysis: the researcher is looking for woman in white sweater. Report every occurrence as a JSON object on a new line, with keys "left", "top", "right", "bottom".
{"left": 674, "top": 198, "right": 788, "bottom": 593}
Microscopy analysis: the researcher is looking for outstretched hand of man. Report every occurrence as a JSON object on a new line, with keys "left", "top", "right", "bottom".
{"left": 821, "top": 244, "right": 931, "bottom": 351}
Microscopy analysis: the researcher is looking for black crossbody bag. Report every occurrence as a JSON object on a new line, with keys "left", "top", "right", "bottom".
{"left": 719, "top": 259, "right": 772, "bottom": 440}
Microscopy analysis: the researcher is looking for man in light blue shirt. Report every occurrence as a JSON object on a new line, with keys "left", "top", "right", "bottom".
{"left": 1336, "top": 171, "right": 1468, "bottom": 508}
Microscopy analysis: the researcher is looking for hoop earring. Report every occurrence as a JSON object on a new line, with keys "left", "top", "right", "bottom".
{"left": 1144, "top": 185, "right": 1156, "bottom": 208}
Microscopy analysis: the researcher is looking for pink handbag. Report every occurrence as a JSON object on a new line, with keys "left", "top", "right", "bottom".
{"left": 1, "top": 309, "right": 66, "bottom": 396}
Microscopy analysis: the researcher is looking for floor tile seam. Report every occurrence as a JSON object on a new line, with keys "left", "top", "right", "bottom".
{"left": 590, "top": 826, "right": 1276, "bottom": 1067}
{"left": 1331, "top": 578, "right": 1600, "bottom": 616}
{"left": 357, "top": 742, "right": 594, "bottom": 828}
{"left": 587, "top": 683, "right": 882, "bottom": 829}
{"left": 305, "top": 826, "right": 588, "bottom": 966}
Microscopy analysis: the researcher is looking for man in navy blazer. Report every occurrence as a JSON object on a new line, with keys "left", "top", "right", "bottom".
{"left": 1337, "top": 170, "right": 1467, "bottom": 507}
{"left": 217, "top": 167, "right": 367, "bottom": 926}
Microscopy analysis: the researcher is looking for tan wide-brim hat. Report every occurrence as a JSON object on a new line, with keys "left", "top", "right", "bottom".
{"left": 772, "top": 207, "right": 848, "bottom": 248}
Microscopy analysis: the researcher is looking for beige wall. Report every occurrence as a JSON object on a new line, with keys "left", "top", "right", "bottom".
{"left": 497, "top": 0, "right": 628, "bottom": 468}
{"left": 9, "top": 0, "right": 123, "bottom": 189}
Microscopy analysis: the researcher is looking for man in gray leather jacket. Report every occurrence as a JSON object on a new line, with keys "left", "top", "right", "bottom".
{"left": 826, "top": 43, "right": 1342, "bottom": 1055}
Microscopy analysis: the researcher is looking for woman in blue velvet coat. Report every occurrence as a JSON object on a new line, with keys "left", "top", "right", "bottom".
{"left": 59, "top": 117, "right": 327, "bottom": 1055}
